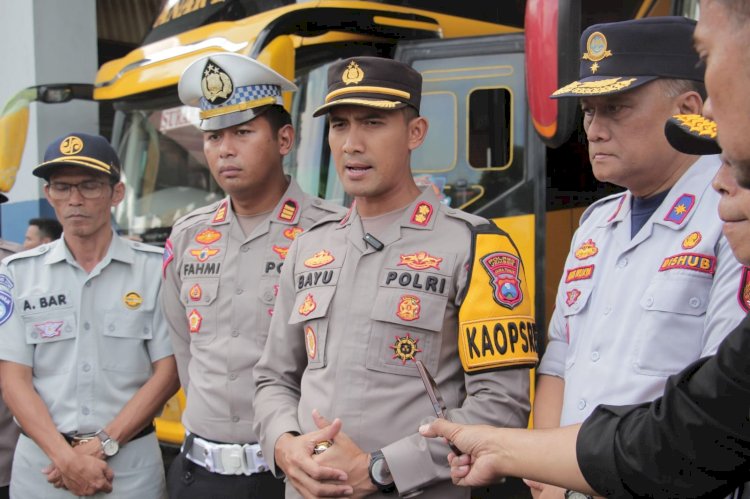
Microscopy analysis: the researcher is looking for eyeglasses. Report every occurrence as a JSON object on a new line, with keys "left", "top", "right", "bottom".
{"left": 46, "top": 181, "right": 110, "bottom": 200}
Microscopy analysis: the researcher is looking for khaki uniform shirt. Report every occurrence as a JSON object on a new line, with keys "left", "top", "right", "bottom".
{"left": 161, "top": 179, "right": 345, "bottom": 443}
{"left": 0, "top": 234, "right": 172, "bottom": 497}
{"left": 539, "top": 156, "right": 746, "bottom": 426}
{"left": 0, "top": 240, "right": 21, "bottom": 486}
{"left": 254, "top": 188, "right": 535, "bottom": 498}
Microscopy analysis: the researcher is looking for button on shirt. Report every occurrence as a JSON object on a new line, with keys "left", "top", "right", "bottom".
{"left": 161, "top": 179, "right": 345, "bottom": 444}
{"left": 539, "top": 156, "right": 746, "bottom": 426}
{"left": 0, "top": 234, "right": 172, "bottom": 434}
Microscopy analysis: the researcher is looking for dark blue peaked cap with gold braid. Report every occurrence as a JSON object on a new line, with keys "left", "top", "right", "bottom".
{"left": 552, "top": 16, "right": 703, "bottom": 98}
{"left": 33, "top": 133, "right": 121, "bottom": 181}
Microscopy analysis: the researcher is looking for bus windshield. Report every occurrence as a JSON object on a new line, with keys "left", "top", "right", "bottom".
{"left": 112, "top": 105, "right": 223, "bottom": 245}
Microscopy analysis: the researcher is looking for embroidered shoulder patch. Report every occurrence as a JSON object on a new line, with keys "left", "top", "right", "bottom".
{"left": 0, "top": 291, "right": 13, "bottom": 325}
{"left": 480, "top": 252, "right": 523, "bottom": 309}
{"left": 0, "top": 275, "right": 13, "bottom": 290}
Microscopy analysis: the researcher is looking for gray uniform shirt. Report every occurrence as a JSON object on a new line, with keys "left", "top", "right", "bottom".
{"left": 0, "top": 240, "right": 21, "bottom": 487}
{"left": 539, "top": 156, "right": 746, "bottom": 426}
{"left": 254, "top": 188, "right": 533, "bottom": 498}
{"left": 0, "top": 234, "right": 173, "bottom": 432}
{"left": 161, "top": 179, "right": 345, "bottom": 443}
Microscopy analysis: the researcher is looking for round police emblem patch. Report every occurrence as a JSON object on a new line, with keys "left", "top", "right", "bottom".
{"left": 0, "top": 291, "right": 14, "bottom": 325}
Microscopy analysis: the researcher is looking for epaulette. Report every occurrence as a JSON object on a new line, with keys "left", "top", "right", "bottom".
{"left": 4, "top": 245, "right": 47, "bottom": 264}
{"left": 126, "top": 239, "right": 163, "bottom": 255}
{"left": 580, "top": 191, "right": 627, "bottom": 225}
{"left": 443, "top": 206, "right": 490, "bottom": 228}
{"left": 170, "top": 199, "right": 225, "bottom": 236}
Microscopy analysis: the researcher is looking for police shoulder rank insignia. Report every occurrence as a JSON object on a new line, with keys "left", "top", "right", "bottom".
{"left": 212, "top": 200, "right": 228, "bottom": 223}
{"left": 481, "top": 252, "right": 523, "bottom": 309}
{"left": 162, "top": 239, "right": 174, "bottom": 278}
{"left": 273, "top": 245, "right": 289, "bottom": 260}
{"left": 659, "top": 252, "right": 716, "bottom": 275}
{"left": 396, "top": 295, "right": 421, "bottom": 321}
{"left": 391, "top": 333, "right": 421, "bottom": 365}
{"left": 342, "top": 60, "right": 364, "bottom": 85}
{"left": 398, "top": 251, "right": 442, "bottom": 271}
{"left": 0, "top": 290, "right": 13, "bottom": 326}
{"left": 305, "top": 326, "right": 317, "bottom": 359}
{"left": 284, "top": 226, "right": 303, "bottom": 240}
{"left": 201, "top": 60, "right": 233, "bottom": 104}
{"left": 304, "top": 250, "right": 334, "bottom": 268}
{"left": 664, "top": 193, "right": 696, "bottom": 225}
{"left": 574, "top": 239, "right": 598, "bottom": 260}
{"left": 738, "top": 267, "right": 750, "bottom": 313}
{"left": 298, "top": 293, "right": 317, "bottom": 316}
{"left": 0, "top": 275, "right": 13, "bottom": 290}
{"left": 278, "top": 199, "right": 299, "bottom": 222}
{"left": 123, "top": 292, "right": 143, "bottom": 310}
{"left": 410, "top": 202, "right": 434, "bottom": 226}
{"left": 188, "top": 309, "right": 203, "bottom": 333}
{"left": 682, "top": 231, "right": 702, "bottom": 249}
{"left": 189, "top": 284, "right": 202, "bottom": 302}
{"left": 195, "top": 228, "right": 222, "bottom": 245}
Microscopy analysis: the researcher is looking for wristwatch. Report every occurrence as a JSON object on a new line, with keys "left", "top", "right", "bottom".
{"left": 368, "top": 450, "right": 396, "bottom": 494}
{"left": 564, "top": 490, "right": 593, "bottom": 499}
{"left": 95, "top": 430, "right": 120, "bottom": 458}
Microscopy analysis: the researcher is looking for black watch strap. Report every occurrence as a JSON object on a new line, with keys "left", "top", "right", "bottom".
{"left": 369, "top": 450, "right": 396, "bottom": 494}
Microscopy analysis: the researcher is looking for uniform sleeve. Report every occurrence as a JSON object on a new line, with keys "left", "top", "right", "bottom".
{"left": 146, "top": 282, "right": 174, "bottom": 363}
{"left": 538, "top": 229, "right": 581, "bottom": 379}
{"left": 0, "top": 263, "right": 34, "bottom": 366}
{"left": 577, "top": 313, "right": 750, "bottom": 498}
{"left": 700, "top": 235, "right": 747, "bottom": 356}
{"left": 384, "top": 225, "right": 532, "bottom": 495}
{"left": 253, "top": 240, "right": 308, "bottom": 476}
{"left": 160, "top": 237, "right": 191, "bottom": 390}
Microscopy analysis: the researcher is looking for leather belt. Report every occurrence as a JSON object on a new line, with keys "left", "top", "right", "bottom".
{"left": 61, "top": 423, "right": 155, "bottom": 447}
{"left": 184, "top": 432, "right": 269, "bottom": 476}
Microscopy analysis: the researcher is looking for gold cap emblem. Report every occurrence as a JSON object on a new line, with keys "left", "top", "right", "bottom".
{"left": 201, "top": 60, "right": 233, "bottom": 104}
{"left": 59, "top": 136, "right": 84, "bottom": 156}
{"left": 342, "top": 61, "right": 364, "bottom": 86}
{"left": 582, "top": 32, "right": 612, "bottom": 62}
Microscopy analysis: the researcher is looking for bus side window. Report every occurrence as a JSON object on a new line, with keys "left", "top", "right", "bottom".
{"left": 468, "top": 88, "right": 511, "bottom": 169}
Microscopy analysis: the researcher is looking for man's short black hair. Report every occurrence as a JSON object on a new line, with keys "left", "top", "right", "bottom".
{"left": 259, "top": 105, "right": 292, "bottom": 134}
{"left": 29, "top": 218, "right": 62, "bottom": 241}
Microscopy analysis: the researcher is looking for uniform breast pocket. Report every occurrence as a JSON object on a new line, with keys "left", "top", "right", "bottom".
{"left": 23, "top": 312, "right": 78, "bottom": 375}
{"left": 560, "top": 285, "right": 594, "bottom": 370}
{"left": 289, "top": 286, "right": 336, "bottom": 369}
{"left": 101, "top": 310, "right": 154, "bottom": 373}
{"left": 179, "top": 279, "right": 220, "bottom": 345}
{"left": 366, "top": 288, "right": 448, "bottom": 377}
{"left": 634, "top": 276, "right": 711, "bottom": 376}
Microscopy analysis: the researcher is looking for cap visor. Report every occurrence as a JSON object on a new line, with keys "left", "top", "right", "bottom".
{"left": 313, "top": 98, "right": 407, "bottom": 117}
{"left": 200, "top": 107, "right": 264, "bottom": 131}
{"left": 664, "top": 115, "right": 721, "bottom": 155}
{"left": 550, "top": 75, "right": 657, "bottom": 99}
{"left": 32, "top": 160, "right": 115, "bottom": 180}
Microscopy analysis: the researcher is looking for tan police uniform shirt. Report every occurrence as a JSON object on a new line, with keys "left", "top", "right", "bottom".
{"left": 162, "top": 178, "right": 345, "bottom": 444}
{"left": 0, "top": 234, "right": 172, "bottom": 498}
{"left": 254, "top": 188, "right": 535, "bottom": 498}
{"left": 0, "top": 240, "right": 22, "bottom": 487}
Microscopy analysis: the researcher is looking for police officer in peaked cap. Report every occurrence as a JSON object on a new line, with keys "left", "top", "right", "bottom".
{"left": 163, "top": 53, "right": 345, "bottom": 498}
{"left": 0, "top": 132, "right": 179, "bottom": 498}
{"left": 253, "top": 56, "right": 536, "bottom": 498}
{"left": 531, "top": 16, "right": 746, "bottom": 499}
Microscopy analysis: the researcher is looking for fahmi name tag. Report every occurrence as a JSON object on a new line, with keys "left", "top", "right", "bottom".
{"left": 458, "top": 316, "right": 538, "bottom": 373}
